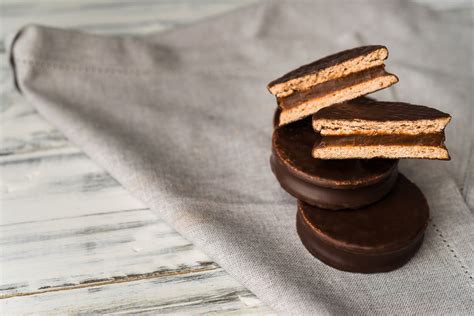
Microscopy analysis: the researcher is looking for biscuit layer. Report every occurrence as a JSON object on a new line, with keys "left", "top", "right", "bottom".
{"left": 312, "top": 133, "right": 450, "bottom": 160}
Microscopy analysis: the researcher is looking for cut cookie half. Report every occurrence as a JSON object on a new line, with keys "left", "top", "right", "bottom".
{"left": 277, "top": 65, "right": 398, "bottom": 125}
{"left": 312, "top": 99, "right": 451, "bottom": 136}
{"left": 268, "top": 45, "right": 389, "bottom": 98}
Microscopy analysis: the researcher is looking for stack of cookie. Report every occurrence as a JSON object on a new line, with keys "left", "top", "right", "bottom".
{"left": 268, "top": 46, "right": 451, "bottom": 273}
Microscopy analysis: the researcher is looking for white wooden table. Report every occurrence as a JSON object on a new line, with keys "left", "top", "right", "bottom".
{"left": 0, "top": 1, "right": 275, "bottom": 314}
{"left": 0, "top": 0, "right": 469, "bottom": 314}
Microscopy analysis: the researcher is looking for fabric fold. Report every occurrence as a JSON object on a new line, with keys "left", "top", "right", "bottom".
{"left": 8, "top": 0, "right": 473, "bottom": 313}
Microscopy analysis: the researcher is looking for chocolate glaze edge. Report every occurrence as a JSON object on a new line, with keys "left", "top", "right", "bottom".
{"left": 272, "top": 145, "right": 398, "bottom": 188}
{"left": 272, "top": 120, "right": 399, "bottom": 188}
{"left": 298, "top": 200, "right": 428, "bottom": 254}
{"left": 296, "top": 174, "right": 430, "bottom": 253}
{"left": 296, "top": 208, "right": 425, "bottom": 273}
{"left": 312, "top": 100, "right": 451, "bottom": 121}
{"left": 268, "top": 45, "right": 388, "bottom": 88}
{"left": 270, "top": 154, "right": 398, "bottom": 210}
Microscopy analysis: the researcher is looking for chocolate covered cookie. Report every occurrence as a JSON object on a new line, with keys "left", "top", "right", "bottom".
{"left": 267, "top": 46, "right": 398, "bottom": 126}
{"left": 271, "top": 117, "right": 398, "bottom": 209}
{"left": 268, "top": 46, "right": 389, "bottom": 97}
{"left": 296, "top": 174, "right": 429, "bottom": 273}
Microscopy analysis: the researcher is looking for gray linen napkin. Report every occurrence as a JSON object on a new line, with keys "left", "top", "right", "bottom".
{"left": 8, "top": 0, "right": 474, "bottom": 314}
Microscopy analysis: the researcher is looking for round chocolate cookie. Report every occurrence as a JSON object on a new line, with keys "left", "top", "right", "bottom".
{"left": 271, "top": 117, "right": 398, "bottom": 209}
{"left": 296, "top": 173, "right": 429, "bottom": 273}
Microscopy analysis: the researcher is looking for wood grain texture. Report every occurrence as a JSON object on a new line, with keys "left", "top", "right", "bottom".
{"left": 1, "top": 147, "right": 143, "bottom": 224}
{"left": 0, "top": 1, "right": 273, "bottom": 314}
{"left": 0, "top": 208, "right": 208, "bottom": 296}
{"left": 1, "top": 269, "right": 273, "bottom": 315}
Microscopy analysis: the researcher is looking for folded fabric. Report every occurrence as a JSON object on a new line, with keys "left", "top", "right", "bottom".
{"left": 8, "top": 0, "right": 473, "bottom": 314}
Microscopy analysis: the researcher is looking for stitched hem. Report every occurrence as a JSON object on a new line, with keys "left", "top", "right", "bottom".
{"left": 430, "top": 219, "right": 473, "bottom": 286}
{"left": 13, "top": 58, "right": 153, "bottom": 76}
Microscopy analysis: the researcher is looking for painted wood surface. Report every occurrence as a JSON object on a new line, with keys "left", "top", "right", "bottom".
{"left": 0, "top": 1, "right": 273, "bottom": 314}
{"left": 0, "top": 0, "right": 470, "bottom": 314}
{"left": 2, "top": 269, "right": 268, "bottom": 315}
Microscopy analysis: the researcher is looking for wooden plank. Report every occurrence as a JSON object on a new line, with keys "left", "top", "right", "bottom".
{"left": 0, "top": 0, "right": 258, "bottom": 44}
{"left": 0, "top": 1, "right": 269, "bottom": 313}
{"left": 0, "top": 269, "right": 273, "bottom": 315}
{"left": 0, "top": 54, "right": 73, "bottom": 158}
{"left": 0, "top": 148, "right": 145, "bottom": 224}
{"left": 0, "top": 0, "right": 466, "bottom": 46}
{"left": 0, "top": 91, "right": 73, "bottom": 158}
{"left": 0, "top": 134, "right": 270, "bottom": 312}
{"left": 0, "top": 208, "right": 215, "bottom": 297}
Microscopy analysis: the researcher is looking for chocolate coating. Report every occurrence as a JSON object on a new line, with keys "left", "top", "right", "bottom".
{"left": 296, "top": 174, "right": 429, "bottom": 273}
{"left": 270, "top": 154, "right": 398, "bottom": 209}
{"left": 272, "top": 117, "right": 398, "bottom": 189}
{"left": 268, "top": 45, "right": 387, "bottom": 88}
{"left": 273, "top": 107, "right": 281, "bottom": 128}
{"left": 313, "top": 99, "right": 451, "bottom": 122}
